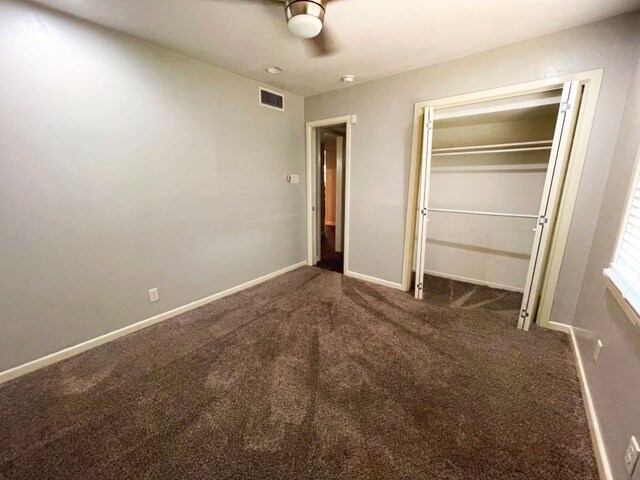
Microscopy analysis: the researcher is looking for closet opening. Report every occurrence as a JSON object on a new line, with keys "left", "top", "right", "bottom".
{"left": 402, "top": 72, "right": 602, "bottom": 331}
{"left": 305, "top": 116, "right": 352, "bottom": 275}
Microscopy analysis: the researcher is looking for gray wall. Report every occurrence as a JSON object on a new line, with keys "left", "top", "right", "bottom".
{"left": 572, "top": 53, "right": 640, "bottom": 480}
{"left": 305, "top": 14, "right": 640, "bottom": 329}
{"left": 0, "top": 0, "right": 306, "bottom": 372}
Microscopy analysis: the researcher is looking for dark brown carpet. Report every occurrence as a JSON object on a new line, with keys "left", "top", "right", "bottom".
{"left": 0, "top": 267, "right": 597, "bottom": 479}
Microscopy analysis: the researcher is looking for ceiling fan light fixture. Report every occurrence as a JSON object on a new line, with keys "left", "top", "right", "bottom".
{"left": 288, "top": 14, "right": 323, "bottom": 39}
{"left": 284, "top": 0, "right": 326, "bottom": 39}
{"left": 266, "top": 66, "right": 283, "bottom": 74}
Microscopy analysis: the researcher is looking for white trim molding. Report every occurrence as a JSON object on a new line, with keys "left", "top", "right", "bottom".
{"left": 545, "top": 321, "right": 572, "bottom": 334}
{"left": 402, "top": 69, "right": 604, "bottom": 331}
{"left": 345, "top": 270, "right": 404, "bottom": 290}
{"left": 305, "top": 115, "right": 353, "bottom": 271}
{"left": 603, "top": 268, "right": 640, "bottom": 328}
{"left": 567, "top": 325, "right": 613, "bottom": 480}
{"left": 0, "top": 261, "right": 307, "bottom": 385}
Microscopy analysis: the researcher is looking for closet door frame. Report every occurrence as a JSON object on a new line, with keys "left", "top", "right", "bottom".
{"left": 414, "top": 107, "right": 434, "bottom": 299}
{"left": 401, "top": 70, "right": 603, "bottom": 330}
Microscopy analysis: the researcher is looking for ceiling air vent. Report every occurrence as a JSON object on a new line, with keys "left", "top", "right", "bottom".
{"left": 259, "top": 86, "right": 285, "bottom": 111}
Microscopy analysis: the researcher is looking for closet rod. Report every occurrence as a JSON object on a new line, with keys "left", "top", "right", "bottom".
{"left": 428, "top": 207, "right": 538, "bottom": 219}
{"left": 431, "top": 146, "right": 552, "bottom": 157}
{"left": 432, "top": 140, "right": 553, "bottom": 153}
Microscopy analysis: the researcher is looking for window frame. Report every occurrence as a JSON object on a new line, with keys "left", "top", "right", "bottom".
{"left": 604, "top": 145, "right": 640, "bottom": 328}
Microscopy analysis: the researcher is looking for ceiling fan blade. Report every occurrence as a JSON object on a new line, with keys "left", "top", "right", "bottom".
{"left": 308, "top": 25, "right": 338, "bottom": 57}
{"left": 210, "top": 0, "right": 282, "bottom": 2}
{"left": 207, "top": 0, "right": 278, "bottom": 3}
{"left": 207, "top": 0, "right": 284, "bottom": 21}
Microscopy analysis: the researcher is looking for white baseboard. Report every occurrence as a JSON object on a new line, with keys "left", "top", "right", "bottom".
{"left": 545, "top": 320, "right": 572, "bottom": 333}
{"left": 424, "top": 269, "right": 524, "bottom": 293}
{"left": 567, "top": 325, "right": 613, "bottom": 480}
{"left": 345, "top": 270, "right": 404, "bottom": 290}
{"left": 0, "top": 261, "right": 307, "bottom": 385}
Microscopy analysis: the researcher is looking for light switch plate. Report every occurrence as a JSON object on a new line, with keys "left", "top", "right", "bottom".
{"left": 287, "top": 174, "right": 300, "bottom": 184}
{"left": 593, "top": 339, "right": 603, "bottom": 363}
{"left": 148, "top": 288, "right": 159, "bottom": 303}
{"left": 625, "top": 436, "right": 640, "bottom": 475}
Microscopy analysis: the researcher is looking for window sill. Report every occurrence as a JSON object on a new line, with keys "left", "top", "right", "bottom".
{"left": 603, "top": 268, "right": 640, "bottom": 328}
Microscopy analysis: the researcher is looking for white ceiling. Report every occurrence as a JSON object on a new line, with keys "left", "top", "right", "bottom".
{"left": 32, "top": 0, "right": 640, "bottom": 97}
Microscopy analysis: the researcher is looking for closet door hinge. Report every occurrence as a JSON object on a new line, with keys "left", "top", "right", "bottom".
{"left": 520, "top": 309, "right": 529, "bottom": 319}
{"left": 538, "top": 215, "right": 548, "bottom": 226}
{"left": 560, "top": 102, "right": 571, "bottom": 113}
{"left": 426, "top": 121, "right": 433, "bottom": 130}
{"left": 420, "top": 208, "right": 428, "bottom": 216}
{"left": 416, "top": 283, "right": 423, "bottom": 290}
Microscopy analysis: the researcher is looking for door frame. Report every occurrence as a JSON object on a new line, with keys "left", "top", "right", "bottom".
{"left": 401, "top": 69, "right": 603, "bottom": 330}
{"left": 335, "top": 135, "right": 345, "bottom": 252}
{"left": 306, "top": 116, "right": 352, "bottom": 272}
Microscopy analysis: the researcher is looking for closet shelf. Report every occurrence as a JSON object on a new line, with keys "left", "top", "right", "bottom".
{"left": 431, "top": 140, "right": 553, "bottom": 157}
{"left": 433, "top": 95, "right": 562, "bottom": 122}
{"left": 428, "top": 207, "right": 538, "bottom": 219}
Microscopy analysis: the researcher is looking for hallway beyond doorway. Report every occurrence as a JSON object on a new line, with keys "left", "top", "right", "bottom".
{"left": 317, "top": 225, "right": 343, "bottom": 273}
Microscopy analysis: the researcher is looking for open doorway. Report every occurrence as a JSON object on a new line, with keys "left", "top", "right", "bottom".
{"left": 306, "top": 116, "right": 352, "bottom": 275}
{"left": 317, "top": 128, "right": 346, "bottom": 272}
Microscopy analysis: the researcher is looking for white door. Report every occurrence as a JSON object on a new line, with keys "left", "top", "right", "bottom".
{"left": 315, "top": 133, "right": 324, "bottom": 263}
{"left": 335, "top": 136, "right": 345, "bottom": 253}
{"left": 518, "top": 81, "right": 582, "bottom": 330}
{"left": 414, "top": 107, "right": 435, "bottom": 299}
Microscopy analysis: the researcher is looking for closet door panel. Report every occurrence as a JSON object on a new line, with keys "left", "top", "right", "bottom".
{"left": 518, "top": 81, "right": 582, "bottom": 330}
{"left": 414, "top": 107, "right": 434, "bottom": 299}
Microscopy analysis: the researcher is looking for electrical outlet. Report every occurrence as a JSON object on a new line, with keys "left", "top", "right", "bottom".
{"left": 593, "top": 339, "right": 603, "bottom": 363}
{"left": 148, "top": 288, "right": 159, "bottom": 303}
{"left": 625, "top": 436, "right": 640, "bottom": 475}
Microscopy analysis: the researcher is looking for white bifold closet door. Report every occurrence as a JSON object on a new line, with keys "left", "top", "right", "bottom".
{"left": 518, "top": 80, "right": 581, "bottom": 330}
{"left": 413, "top": 81, "right": 582, "bottom": 329}
{"left": 414, "top": 106, "right": 434, "bottom": 300}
